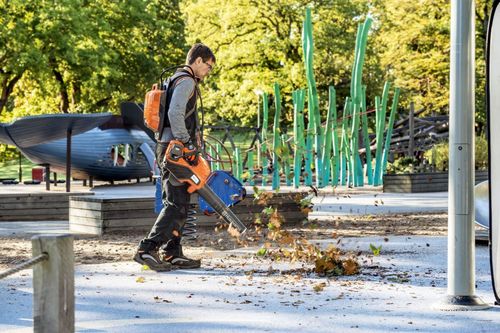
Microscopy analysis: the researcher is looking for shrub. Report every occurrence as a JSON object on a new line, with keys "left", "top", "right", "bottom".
{"left": 424, "top": 135, "right": 488, "bottom": 171}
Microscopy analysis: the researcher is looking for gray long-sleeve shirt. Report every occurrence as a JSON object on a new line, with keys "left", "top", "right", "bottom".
{"left": 160, "top": 76, "right": 196, "bottom": 143}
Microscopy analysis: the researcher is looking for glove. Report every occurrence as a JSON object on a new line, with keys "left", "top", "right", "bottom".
{"left": 182, "top": 141, "right": 199, "bottom": 165}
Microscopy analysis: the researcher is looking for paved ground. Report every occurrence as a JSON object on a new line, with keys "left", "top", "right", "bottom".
{"left": 310, "top": 191, "right": 448, "bottom": 217}
{"left": 0, "top": 235, "right": 498, "bottom": 333}
{"left": 0, "top": 185, "right": 497, "bottom": 332}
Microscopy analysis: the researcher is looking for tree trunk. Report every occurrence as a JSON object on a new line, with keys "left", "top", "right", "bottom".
{"left": 71, "top": 81, "right": 81, "bottom": 110}
{"left": 0, "top": 73, "right": 22, "bottom": 116}
{"left": 52, "top": 68, "right": 70, "bottom": 113}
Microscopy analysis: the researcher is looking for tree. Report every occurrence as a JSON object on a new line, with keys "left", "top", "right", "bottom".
{"left": 372, "top": 0, "right": 491, "bottom": 132}
{"left": 371, "top": 0, "right": 450, "bottom": 113}
{"left": 0, "top": 0, "right": 187, "bottom": 122}
{"left": 182, "top": 0, "right": 370, "bottom": 126}
{"left": 475, "top": 0, "right": 493, "bottom": 134}
{"left": 0, "top": 0, "right": 40, "bottom": 115}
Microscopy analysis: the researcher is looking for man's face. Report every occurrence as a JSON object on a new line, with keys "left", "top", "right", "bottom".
{"left": 193, "top": 57, "right": 215, "bottom": 80}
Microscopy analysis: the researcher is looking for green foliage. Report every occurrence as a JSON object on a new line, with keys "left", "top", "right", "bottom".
{"left": 372, "top": 0, "right": 491, "bottom": 128}
{"left": 1, "top": 0, "right": 186, "bottom": 122}
{"left": 371, "top": 0, "right": 450, "bottom": 113}
{"left": 262, "top": 206, "right": 275, "bottom": 216}
{"left": 0, "top": 155, "right": 37, "bottom": 180}
{"left": 475, "top": 135, "right": 488, "bottom": 170}
{"left": 369, "top": 243, "right": 382, "bottom": 256}
{"left": 256, "top": 248, "right": 267, "bottom": 256}
{"left": 386, "top": 157, "right": 418, "bottom": 174}
{"left": 423, "top": 135, "right": 489, "bottom": 171}
{"left": 182, "top": 0, "right": 370, "bottom": 126}
{"left": 0, "top": 145, "right": 19, "bottom": 163}
{"left": 424, "top": 142, "right": 449, "bottom": 172}
{"left": 1, "top": 0, "right": 492, "bottom": 134}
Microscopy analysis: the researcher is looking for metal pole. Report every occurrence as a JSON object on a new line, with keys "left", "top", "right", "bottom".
{"left": 443, "top": 0, "right": 489, "bottom": 310}
{"left": 66, "top": 129, "right": 72, "bottom": 193}
{"left": 44, "top": 165, "right": 50, "bottom": 191}
{"left": 18, "top": 150, "right": 22, "bottom": 183}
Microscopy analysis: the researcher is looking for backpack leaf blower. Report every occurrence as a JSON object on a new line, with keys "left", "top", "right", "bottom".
{"left": 164, "top": 140, "right": 247, "bottom": 234}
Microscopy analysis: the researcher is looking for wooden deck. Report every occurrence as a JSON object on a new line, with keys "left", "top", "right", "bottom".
{"left": 0, "top": 191, "right": 94, "bottom": 221}
{"left": 69, "top": 191, "right": 309, "bottom": 235}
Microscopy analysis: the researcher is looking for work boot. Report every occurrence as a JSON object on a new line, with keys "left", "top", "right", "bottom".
{"left": 160, "top": 236, "right": 201, "bottom": 269}
{"left": 161, "top": 253, "right": 201, "bottom": 269}
{"left": 133, "top": 250, "right": 172, "bottom": 272}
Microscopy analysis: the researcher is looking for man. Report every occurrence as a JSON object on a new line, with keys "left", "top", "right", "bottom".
{"left": 134, "top": 43, "right": 216, "bottom": 271}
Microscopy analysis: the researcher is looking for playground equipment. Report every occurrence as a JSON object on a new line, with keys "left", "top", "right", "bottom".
{"left": 474, "top": 181, "right": 489, "bottom": 229}
{"left": 221, "top": 9, "right": 400, "bottom": 190}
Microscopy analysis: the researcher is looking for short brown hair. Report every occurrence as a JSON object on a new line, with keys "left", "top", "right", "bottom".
{"left": 186, "top": 43, "right": 216, "bottom": 65}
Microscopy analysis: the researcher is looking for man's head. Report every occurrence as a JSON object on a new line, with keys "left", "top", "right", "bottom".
{"left": 186, "top": 43, "right": 216, "bottom": 80}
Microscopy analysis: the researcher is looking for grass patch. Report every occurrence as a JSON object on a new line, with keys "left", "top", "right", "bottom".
{"left": 0, "top": 158, "right": 39, "bottom": 181}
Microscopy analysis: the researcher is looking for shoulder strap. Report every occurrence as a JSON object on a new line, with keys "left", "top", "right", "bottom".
{"left": 173, "top": 76, "right": 196, "bottom": 100}
{"left": 159, "top": 65, "right": 195, "bottom": 84}
{"left": 156, "top": 65, "right": 196, "bottom": 141}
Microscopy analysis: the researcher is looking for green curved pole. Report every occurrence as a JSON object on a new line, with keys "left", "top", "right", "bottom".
{"left": 293, "top": 89, "right": 306, "bottom": 188}
{"left": 361, "top": 85, "right": 373, "bottom": 184}
{"left": 272, "top": 83, "right": 282, "bottom": 190}
{"left": 381, "top": 87, "right": 400, "bottom": 181}
{"left": 373, "top": 94, "right": 384, "bottom": 186}
{"left": 340, "top": 98, "right": 350, "bottom": 185}
{"left": 261, "top": 92, "right": 269, "bottom": 186}
{"left": 247, "top": 150, "right": 254, "bottom": 186}
{"left": 234, "top": 147, "right": 242, "bottom": 181}
{"left": 215, "top": 144, "right": 221, "bottom": 171}
{"left": 322, "top": 86, "right": 336, "bottom": 186}
{"left": 303, "top": 7, "right": 322, "bottom": 187}
{"left": 281, "top": 134, "right": 292, "bottom": 186}
{"left": 350, "top": 18, "right": 372, "bottom": 186}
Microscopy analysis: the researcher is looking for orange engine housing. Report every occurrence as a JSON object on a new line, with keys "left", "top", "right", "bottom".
{"left": 164, "top": 141, "right": 211, "bottom": 193}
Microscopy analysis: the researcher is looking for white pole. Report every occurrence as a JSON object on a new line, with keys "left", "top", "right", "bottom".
{"left": 444, "top": 0, "right": 489, "bottom": 310}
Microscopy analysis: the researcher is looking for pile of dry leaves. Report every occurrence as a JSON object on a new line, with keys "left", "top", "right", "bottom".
{"left": 221, "top": 189, "right": 360, "bottom": 277}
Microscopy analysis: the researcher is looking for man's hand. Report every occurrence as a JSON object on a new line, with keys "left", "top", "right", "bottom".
{"left": 182, "top": 141, "right": 199, "bottom": 165}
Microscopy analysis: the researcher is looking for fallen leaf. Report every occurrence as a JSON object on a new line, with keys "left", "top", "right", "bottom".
{"left": 313, "top": 282, "right": 327, "bottom": 292}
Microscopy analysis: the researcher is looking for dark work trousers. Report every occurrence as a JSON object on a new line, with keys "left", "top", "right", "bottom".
{"left": 138, "top": 142, "right": 190, "bottom": 256}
